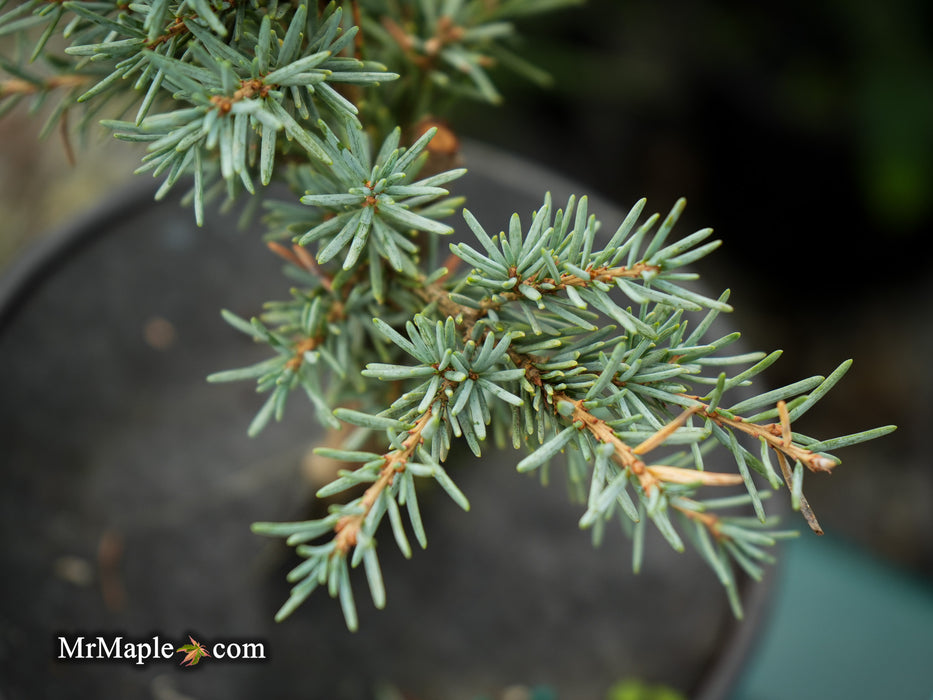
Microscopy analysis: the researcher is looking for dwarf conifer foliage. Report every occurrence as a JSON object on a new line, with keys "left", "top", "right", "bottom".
{"left": 2, "top": 0, "right": 894, "bottom": 631}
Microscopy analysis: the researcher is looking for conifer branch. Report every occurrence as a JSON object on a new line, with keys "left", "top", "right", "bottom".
{"left": 3, "top": 0, "right": 895, "bottom": 631}
{"left": 219, "top": 188, "right": 895, "bottom": 625}
{"left": 332, "top": 408, "right": 434, "bottom": 555}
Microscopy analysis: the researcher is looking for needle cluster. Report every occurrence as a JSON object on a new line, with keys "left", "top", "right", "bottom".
{"left": 0, "top": 0, "right": 894, "bottom": 632}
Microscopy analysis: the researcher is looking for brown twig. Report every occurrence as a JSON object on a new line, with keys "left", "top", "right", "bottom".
{"left": 775, "top": 449, "right": 823, "bottom": 534}
{"left": 331, "top": 252, "right": 832, "bottom": 548}
{"left": 492, "top": 261, "right": 662, "bottom": 306}
{"left": 417, "top": 260, "right": 661, "bottom": 344}
{"left": 632, "top": 405, "right": 701, "bottom": 455}
{"left": 675, "top": 506, "right": 723, "bottom": 537}
{"left": 267, "top": 241, "right": 334, "bottom": 291}
{"left": 419, "top": 261, "right": 836, "bottom": 537}
{"left": 381, "top": 15, "right": 466, "bottom": 70}
{"left": 285, "top": 336, "right": 321, "bottom": 372}
{"left": 333, "top": 409, "right": 434, "bottom": 554}
{"left": 381, "top": 16, "right": 415, "bottom": 53}
{"left": 147, "top": 15, "right": 188, "bottom": 48}
{"left": 693, "top": 399, "right": 837, "bottom": 475}
{"left": 210, "top": 78, "right": 270, "bottom": 114}
{"left": 552, "top": 394, "right": 743, "bottom": 496}
{"left": 687, "top": 398, "right": 830, "bottom": 534}
{"left": 0, "top": 74, "right": 88, "bottom": 97}
{"left": 350, "top": 0, "right": 364, "bottom": 58}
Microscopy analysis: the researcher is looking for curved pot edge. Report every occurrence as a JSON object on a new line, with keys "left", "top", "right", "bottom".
{"left": 0, "top": 142, "right": 781, "bottom": 699}
{"left": 0, "top": 179, "right": 158, "bottom": 334}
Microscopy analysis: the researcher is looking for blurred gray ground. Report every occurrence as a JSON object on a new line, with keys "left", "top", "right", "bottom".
{"left": 1, "top": 0, "right": 930, "bottom": 598}
{"left": 0, "top": 111, "right": 139, "bottom": 266}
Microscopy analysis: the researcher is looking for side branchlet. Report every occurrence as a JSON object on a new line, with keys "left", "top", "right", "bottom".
{"left": 1, "top": 0, "right": 895, "bottom": 632}
{"left": 250, "top": 194, "right": 894, "bottom": 627}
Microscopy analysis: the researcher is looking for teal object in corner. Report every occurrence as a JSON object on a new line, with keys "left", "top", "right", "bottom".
{"left": 731, "top": 534, "right": 933, "bottom": 699}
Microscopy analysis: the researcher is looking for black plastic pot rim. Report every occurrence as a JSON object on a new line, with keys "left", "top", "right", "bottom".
{"left": 0, "top": 142, "right": 782, "bottom": 700}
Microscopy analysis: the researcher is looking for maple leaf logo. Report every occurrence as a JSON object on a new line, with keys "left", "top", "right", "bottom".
{"left": 176, "top": 635, "right": 211, "bottom": 667}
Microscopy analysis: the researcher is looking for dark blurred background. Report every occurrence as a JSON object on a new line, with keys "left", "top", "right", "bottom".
{"left": 448, "top": 0, "right": 933, "bottom": 584}
{"left": 1, "top": 0, "right": 930, "bottom": 596}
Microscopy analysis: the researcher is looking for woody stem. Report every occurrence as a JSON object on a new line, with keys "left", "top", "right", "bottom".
{"left": 333, "top": 408, "right": 434, "bottom": 554}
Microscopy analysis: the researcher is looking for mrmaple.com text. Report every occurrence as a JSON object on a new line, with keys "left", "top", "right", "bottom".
{"left": 56, "top": 634, "right": 266, "bottom": 665}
